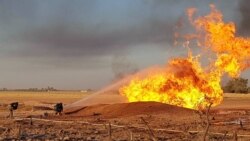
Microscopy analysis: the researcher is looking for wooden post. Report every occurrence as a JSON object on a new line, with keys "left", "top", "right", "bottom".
{"left": 240, "top": 120, "right": 243, "bottom": 129}
{"left": 130, "top": 131, "right": 133, "bottom": 141}
{"left": 222, "top": 131, "right": 228, "bottom": 141}
{"left": 103, "top": 123, "right": 107, "bottom": 130}
{"left": 108, "top": 123, "right": 112, "bottom": 141}
{"left": 18, "top": 125, "right": 22, "bottom": 139}
{"left": 234, "top": 131, "right": 238, "bottom": 141}
{"left": 30, "top": 116, "right": 33, "bottom": 125}
{"left": 9, "top": 109, "right": 13, "bottom": 119}
{"left": 203, "top": 103, "right": 212, "bottom": 141}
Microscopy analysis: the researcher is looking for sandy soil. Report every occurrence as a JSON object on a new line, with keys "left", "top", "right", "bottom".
{"left": 0, "top": 91, "right": 88, "bottom": 104}
{"left": 0, "top": 92, "right": 250, "bottom": 140}
{"left": 215, "top": 93, "right": 250, "bottom": 109}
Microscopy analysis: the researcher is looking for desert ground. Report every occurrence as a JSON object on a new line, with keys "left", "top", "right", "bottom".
{"left": 0, "top": 91, "right": 250, "bottom": 141}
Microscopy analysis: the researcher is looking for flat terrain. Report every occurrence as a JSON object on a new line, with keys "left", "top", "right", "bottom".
{"left": 216, "top": 93, "right": 250, "bottom": 109}
{"left": 0, "top": 92, "right": 250, "bottom": 140}
{"left": 0, "top": 91, "right": 89, "bottom": 104}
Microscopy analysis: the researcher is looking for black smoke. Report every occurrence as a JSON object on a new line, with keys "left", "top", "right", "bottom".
{"left": 238, "top": 0, "right": 250, "bottom": 36}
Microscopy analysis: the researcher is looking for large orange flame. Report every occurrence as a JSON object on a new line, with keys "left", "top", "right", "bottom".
{"left": 192, "top": 4, "right": 250, "bottom": 77}
{"left": 119, "top": 4, "right": 250, "bottom": 110}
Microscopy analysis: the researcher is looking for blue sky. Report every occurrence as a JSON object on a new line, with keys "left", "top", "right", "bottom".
{"left": 0, "top": 0, "right": 248, "bottom": 89}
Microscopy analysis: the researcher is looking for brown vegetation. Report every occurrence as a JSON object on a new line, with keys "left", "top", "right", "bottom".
{"left": 1, "top": 91, "right": 250, "bottom": 140}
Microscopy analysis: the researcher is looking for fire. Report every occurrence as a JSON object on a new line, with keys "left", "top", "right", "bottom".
{"left": 120, "top": 55, "right": 223, "bottom": 109}
{"left": 192, "top": 4, "right": 250, "bottom": 77}
{"left": 119, "top": 4, "right": 250, "bottom": 110}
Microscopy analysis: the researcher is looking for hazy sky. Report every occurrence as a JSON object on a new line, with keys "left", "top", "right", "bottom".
{"left": 0, "top": 0, "right": 249, "bottom": 89}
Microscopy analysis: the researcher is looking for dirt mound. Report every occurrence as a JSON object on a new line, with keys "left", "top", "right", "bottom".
{"left": 65, "top": 102, "right": 196, "bottom": 118}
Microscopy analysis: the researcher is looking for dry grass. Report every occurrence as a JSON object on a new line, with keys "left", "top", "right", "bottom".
{"left": 224, "top": 93, "right": 250, "bottom": 98}
{"left": 1, "top": 92, "right": 250, "bottom": 140}
{"left": 0, "top": 91, "right": 90, "bottom": 104}
{"left": 212, "top": 93, "right": 250, "bottom": 109}
{"left": 0, "top": 91, "right": 90, "bottom": 116}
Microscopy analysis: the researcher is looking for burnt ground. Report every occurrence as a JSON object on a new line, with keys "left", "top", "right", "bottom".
{"left": 1, "top": 104, "right": 250, "bottom": 140}
{"left": 0, "top": 93, "right": 250, "bottom": 140}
